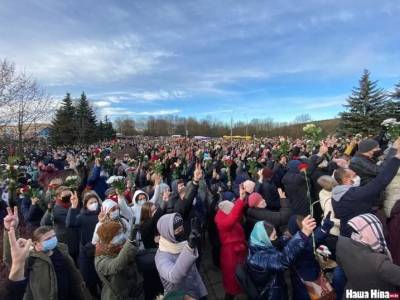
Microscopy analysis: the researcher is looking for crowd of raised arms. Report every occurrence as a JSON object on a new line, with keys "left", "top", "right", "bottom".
{"left": 0, "top": 135, "right": 400, "bottom": 300}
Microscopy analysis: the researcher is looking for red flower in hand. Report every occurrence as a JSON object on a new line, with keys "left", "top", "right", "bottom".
{"left": 298, "top": 162, "right": 309, "bottom": 173}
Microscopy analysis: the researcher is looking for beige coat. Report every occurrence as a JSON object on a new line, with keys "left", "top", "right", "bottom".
{"left": 319, "top": 189, "right": 341, "bottom": 236}
{"left": 384, "top": 169, "right": 400, "bottom": 217}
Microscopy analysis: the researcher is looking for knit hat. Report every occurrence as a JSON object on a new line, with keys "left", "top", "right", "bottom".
{"left": 248, "top": 192, "right": 263, "bottom": 208}
{"left": 173, "top": 213, "right": 184, "bottom": 230}
{"left": 288, "top": 160, "right": 301, "bottom": 172}
{"left": 358, "top": 139, "right": 379, "bottom": 153}
{"left": 218, "top": 200, "right": 234, "bottom": 214}
{"left": 102, "top": 199, "right": 118, "bottom": 214}
{"left": 243, "top": 180, "right": 256, "bottom": 194}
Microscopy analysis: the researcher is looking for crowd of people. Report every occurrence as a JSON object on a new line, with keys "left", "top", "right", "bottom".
{"left": 0, "top": 134, "right": 400, "bottom": 300}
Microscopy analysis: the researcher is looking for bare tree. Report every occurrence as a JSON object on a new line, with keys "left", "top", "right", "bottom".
{"left": 293, "top": 113, "right": 312, "bottom": 124}
{"left": 0, "top": 60, "right": 19, "bottom": 129}
{"left": 0, "top": 59, "right": 52, "bottom": 153}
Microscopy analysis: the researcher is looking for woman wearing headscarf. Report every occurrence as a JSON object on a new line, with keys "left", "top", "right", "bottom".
{"left": 337, "top": 213, "right": 400, "bottom": 292}
{"left": 155, "top": 213, "right": 207, "bottom": 299}
{"left": 247, "top": 216, "right": 315, "bottom": 300}
{"left": 95, "top": 220, "right": 143, "bottom": 299}
{"left": 92, "top": 198, "right": 131, "bottom": 245}
{"left": 214, "top": 184, "right": 248, "bottom": 300}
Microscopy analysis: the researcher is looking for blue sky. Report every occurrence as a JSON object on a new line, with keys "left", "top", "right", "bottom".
{"left": 1, "top": 0, "right": 399, "bottom": 122}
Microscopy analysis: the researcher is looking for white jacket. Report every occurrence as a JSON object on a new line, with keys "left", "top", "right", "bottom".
{"left": 319, "top": 189, "right": 341, "bottom": 236}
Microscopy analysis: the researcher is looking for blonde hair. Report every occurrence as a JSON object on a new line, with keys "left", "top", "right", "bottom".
{"left": 317, "top": 175, "right": 338, "bottom": 192}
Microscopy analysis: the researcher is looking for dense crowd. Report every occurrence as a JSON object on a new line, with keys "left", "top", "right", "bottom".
{"left": 0, "top": 135, "right": 399, "bottom": 300}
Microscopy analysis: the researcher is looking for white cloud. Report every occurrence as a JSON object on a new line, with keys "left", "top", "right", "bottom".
{"left": 93, "top": 101, "right": 112, "bottom": 108}
{"left": 98, "top": 107, "right": 181, "bottom": 118}
{"left": 89, "top": 90, "right": 187, "bottom": 102}
{"left": 14, "top": 35, "right": 173, "bottom": 85}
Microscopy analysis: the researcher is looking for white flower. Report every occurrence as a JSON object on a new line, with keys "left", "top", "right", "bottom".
{"left": 381, "top": 118, "right": 397, "bottom": 126}
{"left": 106, "top": 175, "right": 125, "bottom": 185}
{"left": 66, "top": 175, "right": 78, "bottom": 182}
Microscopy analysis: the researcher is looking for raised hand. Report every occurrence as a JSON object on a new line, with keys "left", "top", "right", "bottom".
{"left": 31, "top": 196, "right": 39, "bottom": 205}
{"left": 8, "top": 227, "right": 32, "bottom": 281}
{"left": 4, "top": 206, "right": 19, "bottom": 230}
{"left": 98, "top": 206, "right": 107, "bottom": 223}
{"left": 162, "top": 189, "right": 170, "bottom": 202}
{"left": 193, "top": 163, "right": 203, "bottom": 182}
{"left": 239, "top": 183, "right": 247, "bottom": 201}
{"left": 278, "top": 188, "right": 286, "bottom": 199}
{"left": 300, "top": 215, "right": 317, "bottom": 237}
{"left": 70, "top": 191, "right": 79, "bottom": 209}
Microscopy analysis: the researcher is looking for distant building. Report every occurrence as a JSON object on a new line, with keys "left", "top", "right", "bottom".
{"left": 0, "top": 123, "right": 51, "bottom": 141}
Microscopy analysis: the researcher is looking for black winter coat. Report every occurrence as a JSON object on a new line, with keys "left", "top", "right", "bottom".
{"left": 282, "top": 171, "right": 310, "bottom": 216}
{"left": 255, "top": 180, "right": 281, "bottom": 211}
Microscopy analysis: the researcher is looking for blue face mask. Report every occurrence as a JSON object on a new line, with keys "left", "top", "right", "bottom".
{"left": 42, "top": 236, "right": 58, "bottom": 252}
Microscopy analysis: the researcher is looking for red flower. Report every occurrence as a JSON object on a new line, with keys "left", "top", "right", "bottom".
{"left": 298, "top": 162, "right": 309, "bottom": 172}
{"left": 93, "top": 148, "right": 101, "bottom": 156}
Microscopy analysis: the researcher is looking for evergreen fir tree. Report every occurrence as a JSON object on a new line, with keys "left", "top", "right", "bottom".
{"left": 76, "top": 91, "right": 97, "bottom": 144}
{"left": 50, "top": 93, "right": 76, "bottom": 145}
{"left": 386, "top": 81, "right": 400, "bottom": 120}
{"left": 338, "top": 70, "right": 388, "bottom": 136}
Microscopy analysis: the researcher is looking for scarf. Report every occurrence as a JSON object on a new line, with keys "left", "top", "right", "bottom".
{"left": 95, "top": 243, "right": 122, "bottom": 257}
{"left": 55, "top": 198, "right": 71, "bottom": 209}
{"left": 250, "top": 221, "right": 272, "bottom": 248}
{"left": 158, "top": 236, "right": 188, "bottom": 254}
{"left": 348, "top": 213, "right": 392, "bottom": 260}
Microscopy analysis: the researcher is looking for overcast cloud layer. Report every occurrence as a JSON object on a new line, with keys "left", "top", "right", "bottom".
{"left": 1, "top": 0, "right": 399, "bottom": 122}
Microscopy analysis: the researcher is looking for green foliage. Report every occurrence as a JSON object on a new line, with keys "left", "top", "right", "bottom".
{"left": 50, "top": 92, "right": 115, "bottom": 145}
{"left": 303, "top": 123, "right": 323, "bottom": 147}
{"left": 338, "top": 70, "right": 388, "bottom": 136}
{"left": 50, "top": 93, "right": 76, "bottom": 145}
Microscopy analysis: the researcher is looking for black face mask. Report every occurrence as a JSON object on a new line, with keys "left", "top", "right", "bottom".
{"left": 61, "top": 195, "right": 71, "bottom": 203}
{"left": 173, "top": 214, "right": 185, "bottom": 242}
{"left": 373, "top": 150, "right": 383, "bottom": 158}
{"left": 271, "top": 239, "right": 281, "bottom": 249}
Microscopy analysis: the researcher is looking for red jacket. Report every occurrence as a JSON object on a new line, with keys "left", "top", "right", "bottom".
{"left": 215, "top": 198, "right": 246, "bottom": 245}
{"left": 215, "top": 198, "right": 247, "bottom": 295}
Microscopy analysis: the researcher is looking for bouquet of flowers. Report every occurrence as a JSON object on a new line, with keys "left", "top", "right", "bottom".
{"left": 303, "top": 123, "right": 323, "bottom": 148}
{"left": 21, "top": 185, "right": 41, "bottom": 198}
{"left": 382, "top": 118, "right": 400, "bottom": 141}
{"left": 106, "top": 175, "right": 126, "bottom": 193}
{"left": 272, "top": 139, "right": 290, "bottom": 158}
{"left": 103, "top": 156, "right": 114, "bottom": 174}
{"left": 246, "top": 157, "right": 258, "bottom": 179}
{"left": 65, "top": 175, "right": 79, "bottom": 191}
{"left": 153, "top": 160, "right": 164, "bottom": 176}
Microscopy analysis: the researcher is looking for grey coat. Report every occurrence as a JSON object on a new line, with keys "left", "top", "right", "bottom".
{"left": 155, "top": 213, "right": 207, "bottom": 299}
{"left": 337, "top": 236, "right": 400, "bottom": 293}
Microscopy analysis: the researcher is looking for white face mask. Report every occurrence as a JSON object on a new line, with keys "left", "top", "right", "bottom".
{"left": 352, "top": 176, "right": 361, "bottom": 187}
{"left": 137, "top": 199, "right": 146, "bottom": 206}
{"left": 87, "top": 203, "right": 98, "bottom": 211}
{"left": 111, "top": 232, "right": 126, "bottom": 246}
{"left": 110, "top": 210, "right": 120, "bottom": 220}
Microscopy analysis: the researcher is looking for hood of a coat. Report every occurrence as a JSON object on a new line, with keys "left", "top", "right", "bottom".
{"left": 332, "top": 185, "right": 352, "bottom": 202}
{"left": 157, "top": 213, "right": 178, "bottom": 243}
{"left": 132, "top": 189, "right": 149, "bottom": 205}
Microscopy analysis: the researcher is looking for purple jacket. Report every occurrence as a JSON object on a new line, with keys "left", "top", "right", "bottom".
{"left": 155, "top": 213, "right": 207, "bottom": 299}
